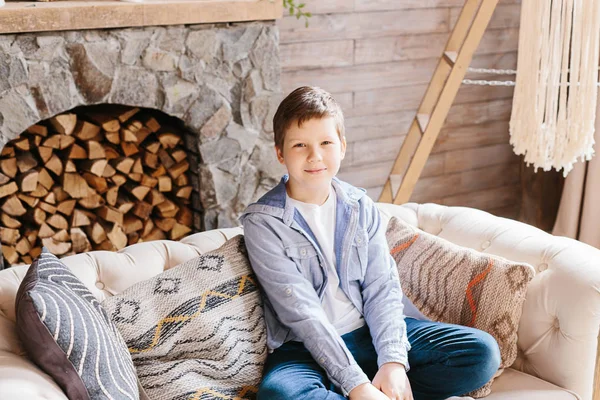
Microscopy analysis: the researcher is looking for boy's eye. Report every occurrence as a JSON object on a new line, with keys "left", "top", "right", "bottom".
{"left": 293, "top": 143, "right": 305, "bottom": 148}
{"left": 322, "top": 141, "right": 333, "bottom": 145}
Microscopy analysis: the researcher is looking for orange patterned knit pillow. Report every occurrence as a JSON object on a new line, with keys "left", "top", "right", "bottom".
{"left": 385, "top": 217, "right": 535, "bottom": 397}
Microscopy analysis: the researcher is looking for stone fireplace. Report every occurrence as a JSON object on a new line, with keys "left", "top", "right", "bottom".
{"left": 0, "top": 0, "right": 285, "bottom": 266}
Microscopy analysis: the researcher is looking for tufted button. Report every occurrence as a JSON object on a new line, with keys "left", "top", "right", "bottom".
{"left": 481, "top": 240, "right": 491, "bottom": 250}
{"left": 301, "top": 248, "right": 307, "bottom": 256}
{"left": 553, "top": 318, "right": 560, "bottom": 330}
{"left": 95, "top": 281, "right": 105, "bottom": 290}
{"left": 538, "top": 263, "right": 548, "bottom": 272}
{"left": 285, "top": 288, "right": 293, "bottom": 296}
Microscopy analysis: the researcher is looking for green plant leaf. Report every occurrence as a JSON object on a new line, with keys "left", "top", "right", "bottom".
{"left": 271, "top": 0, "right": 311, "bottom": 25}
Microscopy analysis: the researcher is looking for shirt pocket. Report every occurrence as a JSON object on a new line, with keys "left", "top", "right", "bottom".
{"left": 285, "top": 244, "right": 324, "bottom": 293}
{"left": 348, "top": 230, "right": 369, "bottom": 281}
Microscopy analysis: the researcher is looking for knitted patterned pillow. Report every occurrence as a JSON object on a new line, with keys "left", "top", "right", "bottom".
{"left": 102, "top": 235, "right": 267, "bottom": 400}
{"left": 385, "top": 217, "right": 535, "bottom": 398}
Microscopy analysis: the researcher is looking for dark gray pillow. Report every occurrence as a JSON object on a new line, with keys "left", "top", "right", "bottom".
{"left": 15, "top": 247, "right": 139, "bottom": 400}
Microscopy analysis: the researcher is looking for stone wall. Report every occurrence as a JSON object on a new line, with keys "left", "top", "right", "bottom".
{"left": 0, "top": 21, "right": 285, "bottom": 231}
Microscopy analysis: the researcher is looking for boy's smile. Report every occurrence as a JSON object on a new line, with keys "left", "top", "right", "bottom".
{"left": 276, "top": 116, "right": 346, "bottom": 204}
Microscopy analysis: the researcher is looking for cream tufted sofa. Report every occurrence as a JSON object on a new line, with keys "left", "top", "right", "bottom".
{"left": 0, "top": 202, "right": 598, "bottom": 400}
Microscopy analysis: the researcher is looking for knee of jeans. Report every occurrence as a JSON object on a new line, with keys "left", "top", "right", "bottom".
{"left": 258, "top": 381, "right": 282, "bottom": 399}
{"left": 258, "top": 376, "right": 328, "bottom": 400}
{"left": 474, "top": 331, "right": 502, "bottom": 377}
{"left": 258, "top": 375, "right": 292, "bottom": 400}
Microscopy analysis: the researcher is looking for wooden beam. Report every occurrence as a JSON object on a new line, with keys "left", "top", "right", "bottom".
{"left": 0, "top": 0, "right": 283, "bottom": 35}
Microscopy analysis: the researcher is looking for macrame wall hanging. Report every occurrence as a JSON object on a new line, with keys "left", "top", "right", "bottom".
{"left": 509, "top": 0, "right": 600, "bottom": 176}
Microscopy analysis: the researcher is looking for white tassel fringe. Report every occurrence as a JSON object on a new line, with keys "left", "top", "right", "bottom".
{"left": 509, "top": 0, "right": 600, "bottom": 176}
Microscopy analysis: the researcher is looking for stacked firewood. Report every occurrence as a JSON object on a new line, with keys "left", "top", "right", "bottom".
{"left": 0, "top": 105, "right": 193, "bottom": 265}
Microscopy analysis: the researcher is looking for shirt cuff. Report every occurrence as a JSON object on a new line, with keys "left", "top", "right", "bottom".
{"left": 336, "top": 364, "right": 370, "bottom": 397}
{"left": 377, "top": 343, "right": 411, "bottom": 372}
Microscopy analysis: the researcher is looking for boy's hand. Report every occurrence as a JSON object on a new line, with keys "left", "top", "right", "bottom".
{"left": 372, "top": 362, "right": 413, "bottom": 400}
{"left": 348, "top": 383, "right": 391, "bottom": 400}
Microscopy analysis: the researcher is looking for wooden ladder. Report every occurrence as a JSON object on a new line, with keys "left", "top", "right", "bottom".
{"left": 379, "top": 0, "right": 501, "bottom": 204}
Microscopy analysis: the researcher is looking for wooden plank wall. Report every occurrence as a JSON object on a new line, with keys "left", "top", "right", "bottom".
{"left": 278, "top": 0, "right": 523, "bottom": 219}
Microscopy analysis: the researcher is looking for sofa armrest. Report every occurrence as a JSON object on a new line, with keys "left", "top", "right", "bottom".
{"left": 510, "top": 237, "right": 600, "bottom": 400}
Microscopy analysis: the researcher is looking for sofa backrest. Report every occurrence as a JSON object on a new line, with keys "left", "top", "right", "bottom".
{"left": 0, "top": 203, "right": 599, "bottom": 399}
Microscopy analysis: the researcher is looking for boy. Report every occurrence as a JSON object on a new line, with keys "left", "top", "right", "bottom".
{"left": 240, "top": 87, "right": 500, "bottom": 400}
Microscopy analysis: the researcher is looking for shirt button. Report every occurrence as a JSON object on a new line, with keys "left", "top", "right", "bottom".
{"left": 301, "top": 249, "right": 307, "bottom": 256}
{"left": 356, "top": 238, "right": 362, "bottom": 244}
{"left": 319, "top": 357, "right": 326, "bottom": 363}
{"left": 285, "top": 288, "right": 292, "bottom": 296}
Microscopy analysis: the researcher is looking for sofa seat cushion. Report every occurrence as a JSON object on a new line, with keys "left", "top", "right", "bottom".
{"left": 102, "top": 235, "right": 267, "bottom": 399}
{"left": 485, "top": 368, "right": 580, "bottom": 400}
{"left": 0, "top": 351, "right": 67, "bottom": 399}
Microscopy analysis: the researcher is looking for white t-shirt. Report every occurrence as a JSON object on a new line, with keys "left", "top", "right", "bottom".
{"left": 287, "top": 187, "right": 365, "bottom": 335}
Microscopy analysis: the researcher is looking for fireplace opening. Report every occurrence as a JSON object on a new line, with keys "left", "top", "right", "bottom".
{"left": 0, "top": 104, "right": 201, "bottom": 267}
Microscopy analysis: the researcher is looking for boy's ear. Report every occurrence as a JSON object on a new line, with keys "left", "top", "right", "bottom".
{"left": 275, "top": 145, "right": 285, "bottom": 165}
{"left": 340, "top": 136, "right": 347, "bottom": 160}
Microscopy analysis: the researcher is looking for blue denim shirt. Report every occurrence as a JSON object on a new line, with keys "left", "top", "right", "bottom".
{"left": 240, "top": 175, "right": 411, "bottom": 396}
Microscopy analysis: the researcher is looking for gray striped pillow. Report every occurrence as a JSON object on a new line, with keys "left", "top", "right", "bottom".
{"left": 15, "top": 247, "right": 139, "bottom": 400}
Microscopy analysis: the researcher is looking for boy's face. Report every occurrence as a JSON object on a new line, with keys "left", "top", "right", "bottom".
{"left": 276, "top": 116, "right": 346, "bottom": 200}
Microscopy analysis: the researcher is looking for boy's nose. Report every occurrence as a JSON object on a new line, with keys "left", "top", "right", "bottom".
{"left": 308, "top": 149, "right": 323, "bottom": 163}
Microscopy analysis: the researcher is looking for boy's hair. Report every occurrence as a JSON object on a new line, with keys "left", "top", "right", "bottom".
{"left": 273, "top": 86, "right": 345, "bottom": 149}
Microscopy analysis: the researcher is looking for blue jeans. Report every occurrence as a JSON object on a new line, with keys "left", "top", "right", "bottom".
{"left": 258, "top": 318, "right": 501, "bottom": 400}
